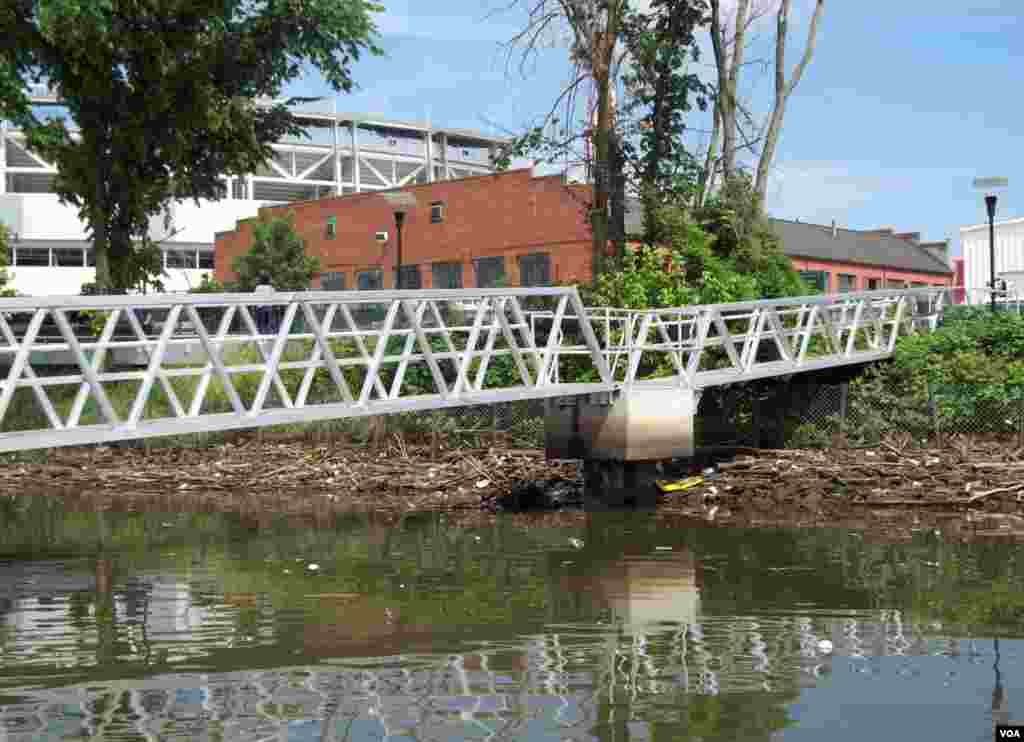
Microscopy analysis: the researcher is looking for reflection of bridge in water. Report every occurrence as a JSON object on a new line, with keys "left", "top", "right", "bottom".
{"left": 0, "top": 551, "right": 971, "bottom": 741}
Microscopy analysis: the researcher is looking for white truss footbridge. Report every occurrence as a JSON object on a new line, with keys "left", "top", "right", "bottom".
{"left": 0, "top": 286, "right": 951, "bottom": 452}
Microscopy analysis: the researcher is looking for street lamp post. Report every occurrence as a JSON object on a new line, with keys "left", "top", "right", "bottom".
{"left": 393, "top": 209, "right": 406, "bottom": 289}
{"left": 986, "top": 194, "right": 998, "bottom": 313}
{"left": 973, "top": 177, "right": 1009, "bottom": 312}
{"left": 379, "top": 191, "right": 418, "bottom": 289}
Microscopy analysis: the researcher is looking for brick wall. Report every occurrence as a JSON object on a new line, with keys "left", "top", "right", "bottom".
{"left": 789, "top": 256, "right": 953, "bottom": 292}
{"left": 214, "top": 169, "right": 952, "bottom": 295}
{"left": 215, "top": 169, "right": 597, "bottom": 289}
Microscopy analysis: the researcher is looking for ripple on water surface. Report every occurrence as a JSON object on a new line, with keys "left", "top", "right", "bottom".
{"left": 0, "top": 503, "right": 1021, "bottom": 741}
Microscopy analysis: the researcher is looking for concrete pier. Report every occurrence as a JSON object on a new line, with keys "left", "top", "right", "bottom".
{"left": 545, "top": 386, "right": 695, "bottom": 507}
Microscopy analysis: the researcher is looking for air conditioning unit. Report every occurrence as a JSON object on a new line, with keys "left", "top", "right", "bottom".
{"left": 375, "top": 231, "right": 388, "bottom": 243}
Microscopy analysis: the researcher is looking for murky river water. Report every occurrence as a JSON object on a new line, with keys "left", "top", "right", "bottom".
{"left": 1, "top": 497, "right": 1022, "bottom": 740}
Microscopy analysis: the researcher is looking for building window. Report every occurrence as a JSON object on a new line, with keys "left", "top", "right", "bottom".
{"left": 398, "top": 265, "right": 421, "bottom": 290}
{"left": 886, "top": 279, "right": 906, "bottom": 290}
{"left": 326, "top": 216, "right": 336, "bottom": 239}
{"left": 14, "top": 247, "right": 50, "bottom": 267}
{"left": 866, "top": 277, "right": 880, "bottom": 290}
{"left": 357, "top": 268, "right": 383, "bottom": 291}
{"left": 432, "top": 261, "right": 463, "bottom": 289}
{"left": 53, "top": 247, "right": 85, "bottom": 267}
{"left": 198, "top": 251, "right": 215, "bottom": 270}
{"left": 518, "top": 253, "right": 551, "bottom": 287}
{"left": 798, "top": 270, "right": 828, "bottom": 292}
{"left": 837, "top": 274, "right": 856, "bottom": 293}
{"left": 321, "top": 271, "right": 345, "bottom": 291}
{"left": 430, "top": 202, "right": 445, "bottom": 223}
{"left": 474, "top": 256, "right": 505, "bottom": 288}
{"left": 165, "top": 249, "right": 198, "bottom": 269}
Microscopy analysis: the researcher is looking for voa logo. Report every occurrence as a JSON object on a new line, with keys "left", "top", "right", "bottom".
{"left": 998, "top": 729, "right": 1022, "bottom": 739}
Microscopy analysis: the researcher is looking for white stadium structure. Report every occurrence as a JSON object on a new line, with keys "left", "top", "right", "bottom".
{"left": 0, "top": 86, "right": 504, "bottom": 295}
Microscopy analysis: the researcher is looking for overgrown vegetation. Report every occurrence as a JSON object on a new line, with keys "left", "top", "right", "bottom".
{"left": 0, "top": 222, "right": 13, "bottom": 296}
{"left": 792, "top": 307, "right": 1024, "bottom": 447}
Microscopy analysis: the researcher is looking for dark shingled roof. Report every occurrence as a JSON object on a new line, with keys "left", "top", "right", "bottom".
{"left": 769, "top": 219, "right": 952, "bottom": 275}
{"left": 622, "top": 198, "right": 951, "bottom": 276}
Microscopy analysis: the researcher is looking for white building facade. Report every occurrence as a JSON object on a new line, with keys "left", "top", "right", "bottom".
{"left": 960, "top": 216, "right": 1024, "bottom": 297}
{"left": 0, "top": 89, "right": 503, "bottom": 295}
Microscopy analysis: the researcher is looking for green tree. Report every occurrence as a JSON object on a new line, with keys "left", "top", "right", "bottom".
{"left": 695, "top": 172, "right": 808, "bottom": 299}
{"left": 619, "top": 0, "right": 709, "bottom": 246}
{"left": 0, "top": 222, "right": 13, "bottom": 296}
{"left": 231, "top": 213, "right": 319, "bottom": 291}
{"left": 0, "top": 0, "right": 381, "bottom": 291}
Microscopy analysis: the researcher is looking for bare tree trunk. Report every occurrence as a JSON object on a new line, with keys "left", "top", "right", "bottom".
{"left": 609, "top": 130, "right": 626, "bottom": 264}
{"left": 709, "top": 0, "right": 751, "bottom": 184}
{"left": 699, "top": 99, "right": 722, "bottom": 208}
{"left": 753, "top": 0, "right": 825, "bottom": 210}
{"left": 591, "top": 75, "right": 611, "bottom": 280}
{"left": 92, "top": 190, "right": 110, "bottom": 291}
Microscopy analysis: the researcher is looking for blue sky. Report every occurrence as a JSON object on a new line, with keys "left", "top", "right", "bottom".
{"left": 286, "top": 0, "right": 1022, "bottom": 255}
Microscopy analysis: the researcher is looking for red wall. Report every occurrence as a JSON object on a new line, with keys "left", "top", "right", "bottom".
{"left": 789, "top": 256, "right": 952, "bottom": 292}
{"left": 216, "top": 169, "right": 596, "bottom": 288}
{"left": 215, "top": 169, "right": 953, "bottom": 293}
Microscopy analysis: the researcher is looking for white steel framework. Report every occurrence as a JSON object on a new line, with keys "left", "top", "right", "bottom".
{"left": 0, "top": 286, "right": 955, "bottom": 452}
{"left": 2, "top": 92, "right": 503, "bottom": 202}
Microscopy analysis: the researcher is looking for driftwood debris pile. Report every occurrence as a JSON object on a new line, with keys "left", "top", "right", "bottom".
{"left": 0, "top": 435, "right": 579, "bottom": 513}
{"left": 3, "top": 432, "right": 1024, "bottom": 521}
{"left": 661, "top": 435, "right": 1024, "bottom": 516}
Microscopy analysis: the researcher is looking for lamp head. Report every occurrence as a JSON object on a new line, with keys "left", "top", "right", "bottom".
{"left": 985, "top": 194, "right": 998, "bottom": 221}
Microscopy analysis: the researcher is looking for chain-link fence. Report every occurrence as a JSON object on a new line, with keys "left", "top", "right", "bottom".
{"left": 786, "top": 382, "right": 1024, "bottom": 449}
{"left": 289, "top": 380, "right": 1024, "bottom": 453}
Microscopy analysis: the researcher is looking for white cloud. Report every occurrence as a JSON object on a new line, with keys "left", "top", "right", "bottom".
{"left": 765, "top": 161, "right": 915, "bottom": 227}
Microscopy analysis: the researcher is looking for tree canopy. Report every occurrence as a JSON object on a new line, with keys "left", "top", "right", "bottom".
{"left": 0, "top": 0, "right": 382, "bottom": 290}
{"left": 231, "top": 212, "right": 319, "bottom": 291}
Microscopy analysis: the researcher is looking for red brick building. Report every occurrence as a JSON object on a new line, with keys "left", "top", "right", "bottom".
{"left": 215, "top": 169, "right": 598, "bottom": 290}
{"left": 772, "top": 221, "right": 953, "bottom": 292}
{"left": 215, "top": 168, "right": 954, "bottom": 292}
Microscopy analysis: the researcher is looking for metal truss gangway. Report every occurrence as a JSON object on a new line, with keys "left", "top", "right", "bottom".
{"left": 0, "top": 285, "right": 951, "bottom": 453}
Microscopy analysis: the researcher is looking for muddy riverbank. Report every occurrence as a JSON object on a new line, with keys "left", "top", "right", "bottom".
{"left": 2, "top": 433, "right": 1023, "bottom": 534}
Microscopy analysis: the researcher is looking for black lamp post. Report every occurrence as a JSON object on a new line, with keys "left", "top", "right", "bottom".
{"left": 986, "top": 193, "right": 998, "bottom": 313}
{"left": 393, "top": 209, "right": 406, "bottom": 289}
{"left": 379, "top": 191, "right": 417, "bottom": 290}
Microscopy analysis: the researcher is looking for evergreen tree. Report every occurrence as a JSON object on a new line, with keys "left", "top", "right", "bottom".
{"left": 231, "top": 213, "right": 319, "bottom": 291}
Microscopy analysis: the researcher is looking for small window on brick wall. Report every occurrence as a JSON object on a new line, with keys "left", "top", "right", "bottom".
{"left": 799, "top": 270, "right": 828, "bottom": 292}
{"left": 519, "top": 253, "right": 551, "bottom": 287}
{"left": 357, "top": 268, "right": 383, "bottom": 291}
{"left": 474, "top": 256, "right": 505, "bottom": 288}
{"left": 432, "top": 262, "right": 462, "bottom": 289}
{"left": 398, "top": 265, "right": 421, "bottom": 290}
{"left": 321, "top": 271, "right": 345, "bottom": 291}
{"left": 326, "top": 216, "right": 337, "bottom": 239}
{"left": 430, "top": 202, "right": 444, "bottom": 223}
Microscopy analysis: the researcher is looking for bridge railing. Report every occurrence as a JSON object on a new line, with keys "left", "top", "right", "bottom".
{"left": 0, "top": 288, "right": 613, "bottom": 451}
{"left": 527, "top": 288, "right": 952, "bottom": 390}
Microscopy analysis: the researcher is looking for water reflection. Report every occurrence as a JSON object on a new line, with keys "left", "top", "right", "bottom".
{"left": 0, "top": 499, "right": 1022, "bottom": 740}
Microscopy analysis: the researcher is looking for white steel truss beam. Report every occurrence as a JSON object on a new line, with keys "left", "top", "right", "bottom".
{"left": 0, "top": 287, "right": 951, "bottom": 452}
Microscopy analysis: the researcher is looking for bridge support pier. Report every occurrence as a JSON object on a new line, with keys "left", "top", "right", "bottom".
{"left": 545, "top": 387, "right": 695, "bottom": 508}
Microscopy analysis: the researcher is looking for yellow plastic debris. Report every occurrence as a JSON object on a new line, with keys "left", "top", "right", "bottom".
{"left": 655, "top": 475, "right": 704, "bottom": 494}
